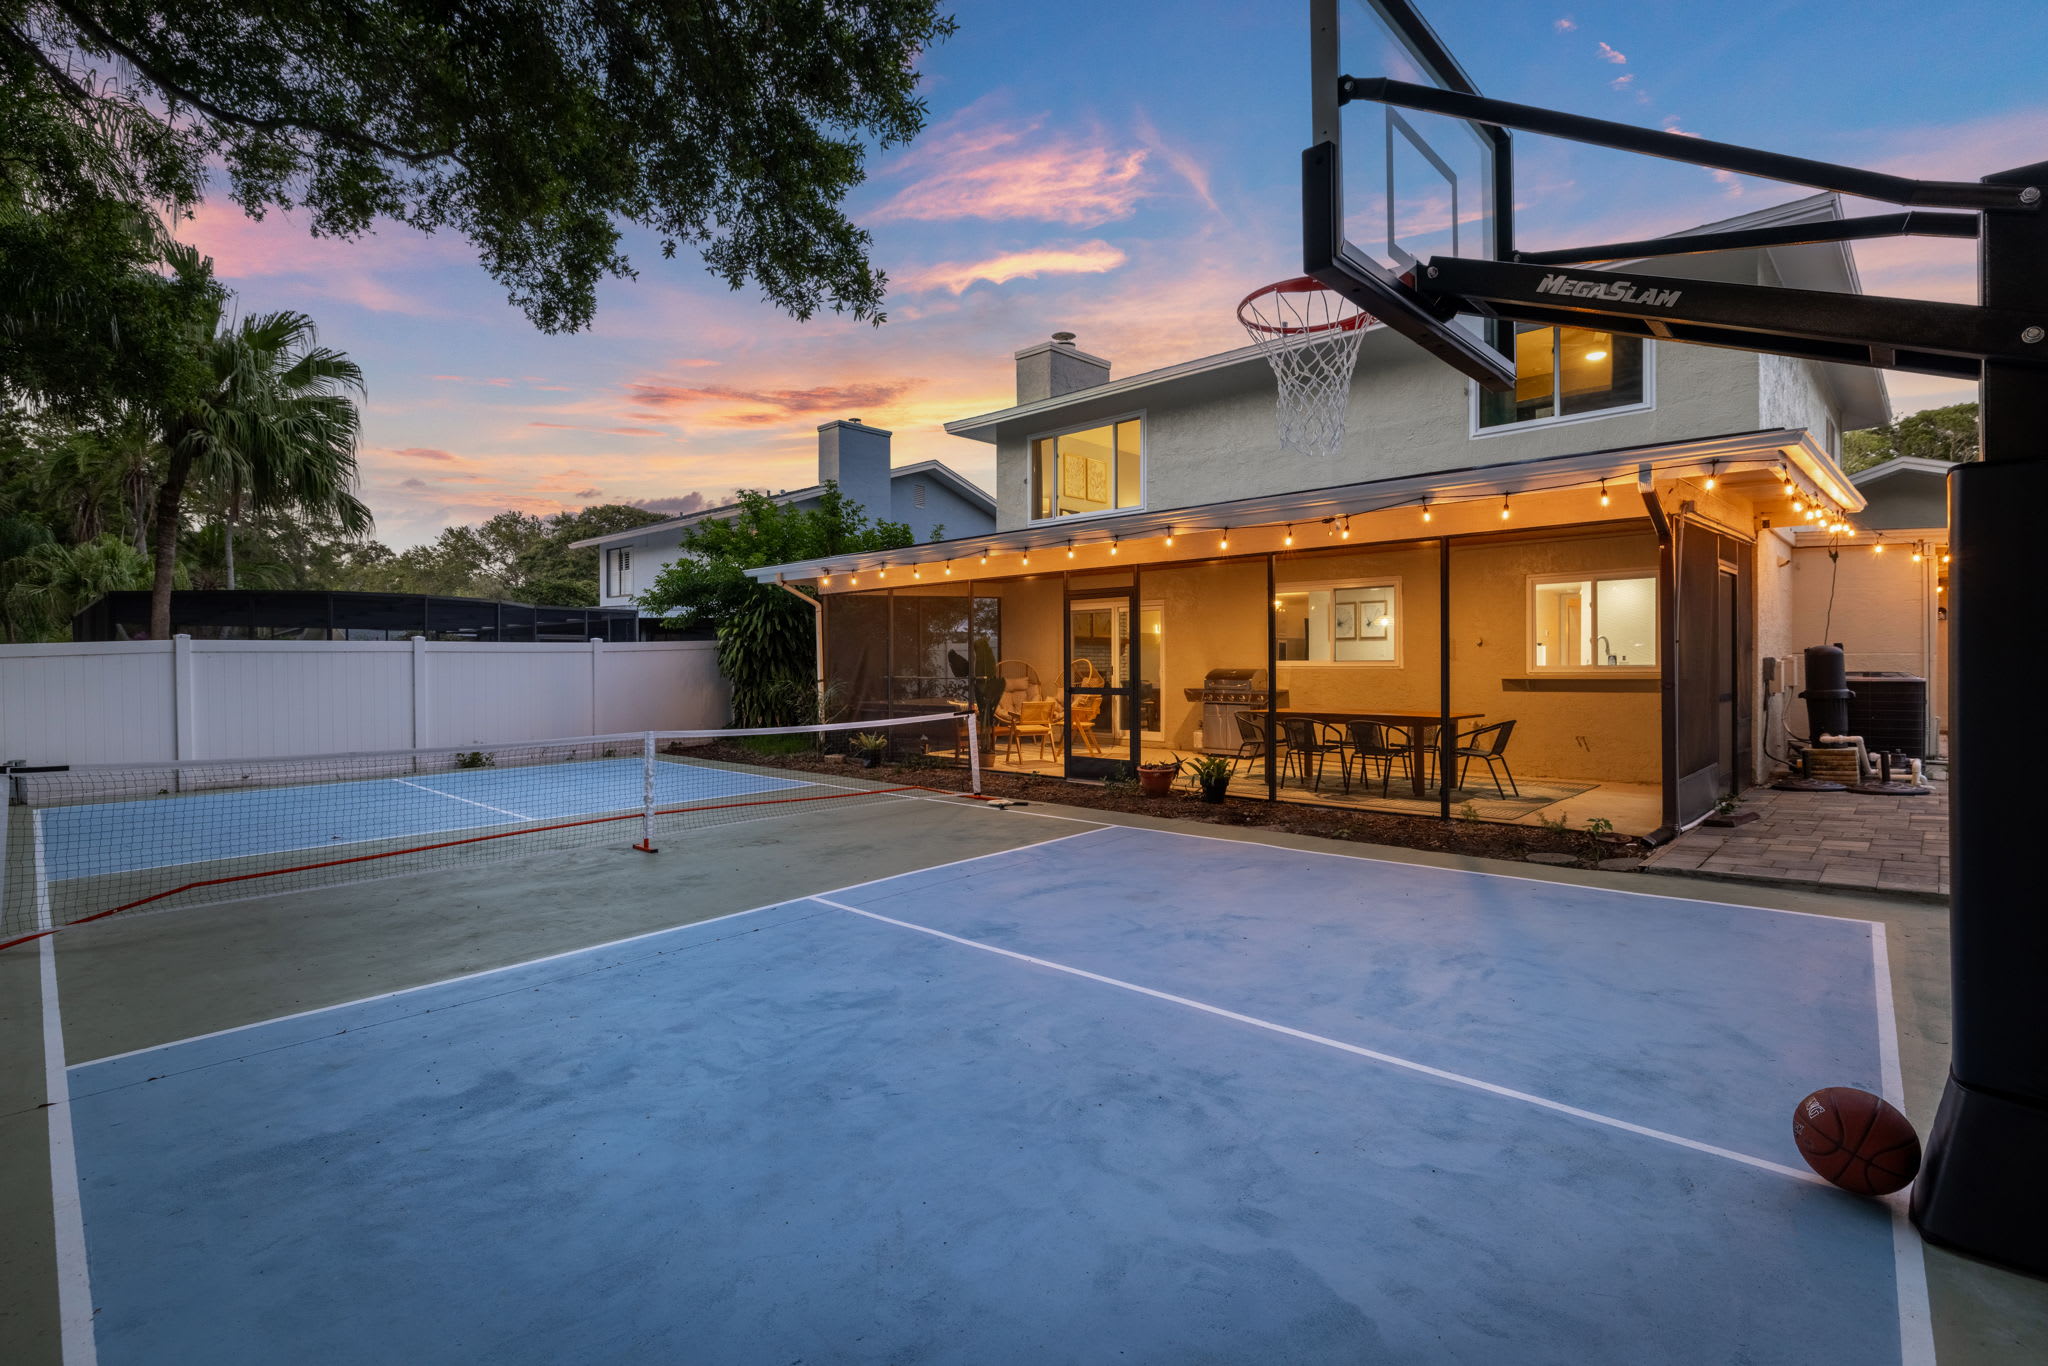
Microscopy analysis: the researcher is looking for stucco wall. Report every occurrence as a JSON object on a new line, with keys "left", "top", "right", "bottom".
{"left": 1141, "top": 560, "right": 1268, "bottom": 751}
{"left": 1788, "top": 540, "right": 1945, "bottom": 743}
{"left": 890, "top": 475, "right": 992, "bottom": 544}
{"left": 1757, "top": 353, "right": 1835, "bottom": 449}
{"left": 1752, "top": 526, "right": 1800, "bottom": 777}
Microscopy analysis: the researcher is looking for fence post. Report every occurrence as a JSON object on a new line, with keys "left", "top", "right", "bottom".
{"left": 966, "top": 712, "right": 981, "bottom": 796}
{"left": 411, "top": 635, "right": 430, "bottom": 749}
{"left": 634, "top": 730, "right": 658, "bottom": 852}
{"left": 589, "top": 637, "right": 604, "bottom": 737}
{"left": 171, "top": 634, "right": 196, "bottom": 760}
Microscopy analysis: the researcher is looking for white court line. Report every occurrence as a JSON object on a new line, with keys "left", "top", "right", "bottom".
{"left": 1872, "top": 924, "right": 1937, "bottom": 1366}
{"left": 389, "top": 777, "right": 531, "bottom": 822}
{"left": 71, "top": 815, "right": 1100, "bottom": 1070}
{"left": 812, "top": 894, "right": 1828, "bottom": 1189}
{"left": 40, "top": 936, "right": 99, "bottom": 1365}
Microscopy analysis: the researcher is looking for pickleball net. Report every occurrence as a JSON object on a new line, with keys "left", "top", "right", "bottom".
{"left": 2, "top": 710, "right": 980, "bottom": 950}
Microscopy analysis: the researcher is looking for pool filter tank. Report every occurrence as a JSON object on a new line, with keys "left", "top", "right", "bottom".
{"left": 1800, "top": 644, "right": 1854, "bottom": 740}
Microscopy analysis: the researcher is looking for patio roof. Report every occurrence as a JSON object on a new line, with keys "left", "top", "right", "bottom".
{"left": 744, "top": 428, "right": 1854, "bottom": 585}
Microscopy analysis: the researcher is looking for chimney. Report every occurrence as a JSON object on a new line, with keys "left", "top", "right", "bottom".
{"left": 816, "top": 418, "right": 892, "bottom": 518}
{"left": 1015, "top": 331, "right": 1110, "bottom": 405}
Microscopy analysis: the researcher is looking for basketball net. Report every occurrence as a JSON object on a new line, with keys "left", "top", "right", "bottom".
{"left": 1237, "top": 277, "right": 1373, "bottom": 462}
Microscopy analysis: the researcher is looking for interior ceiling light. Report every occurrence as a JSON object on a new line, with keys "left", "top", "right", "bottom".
{"left": 1584, "top": 349, "right": 1608, "bottom": 362}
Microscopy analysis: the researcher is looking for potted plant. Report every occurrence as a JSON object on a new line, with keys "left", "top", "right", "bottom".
{"left": 849, "top": 731, "right": 889, "bottom": 768}
{"left": 1185, "top": 753, "right": 1234, "bottom": 804}
{"left": 1136, "top": 757, "right": 1182, "bottom": 797}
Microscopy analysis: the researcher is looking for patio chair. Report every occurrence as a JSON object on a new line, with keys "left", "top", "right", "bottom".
{"left": 1377, "top": 722, "right": 1441, "bottom": 797}
{"left": 1343, "top": 720, "right": 1401, "bottom": 790}
{"left": 1066, "top": 693, "right": 1105, "bottom": 755}
{"left": 1070, "top": 657, "right": 1105, "bottom": 688}
{"left": 1280, "top": 716, "right": 1350, "bottom": 794}
{"left": 1453, "top": 719, "right": 1520, "bottom": 797}
{"left": 1230, "top": 711, "right": 1270, "bottom": 776}
{"left": 996, "top": 698, "right": 1062, "bottom": 763}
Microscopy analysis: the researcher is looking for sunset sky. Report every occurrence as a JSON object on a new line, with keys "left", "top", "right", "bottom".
{"left": 179, "top": 1, "right": 2048, "bottom": 546}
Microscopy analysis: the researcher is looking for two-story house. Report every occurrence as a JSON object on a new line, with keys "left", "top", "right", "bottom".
{"left": 573, "top": 419, "right": 996, "bottom": 609}
{"left": 744, "top": 194, "right": 1887, "bottom": 837}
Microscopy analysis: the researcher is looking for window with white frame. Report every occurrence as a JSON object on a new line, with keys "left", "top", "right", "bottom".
{"left": 1528, "top": 571, "right": 1658, "bottom": 671}
{"left": 1478, "top": 323, "right": 1647, "bottom": 430}
{"left": 606, "top": 548, "right": 632, "bottom": 597}
{"left": 1030, "top": 417, "right": 1142, "bottom": 520}
{"left": 1273, "top": 581, "right": 1401, "bottom": 664}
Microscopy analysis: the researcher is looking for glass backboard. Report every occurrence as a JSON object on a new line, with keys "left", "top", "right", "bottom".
{"left": 1306, "top": 0, "right": 1516, "bottom": 389}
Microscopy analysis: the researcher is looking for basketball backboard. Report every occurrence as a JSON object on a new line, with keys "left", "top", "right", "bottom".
{"left": 1305, "top": 0, "right": 1516, "bottom": 389}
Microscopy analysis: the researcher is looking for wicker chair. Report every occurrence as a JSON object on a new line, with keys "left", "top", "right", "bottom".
{"left": 997, "top": 698, "right": 1062, "bottom": 762}
{"left": 1066, "top": 693, "right": 1105, "bottom": 755}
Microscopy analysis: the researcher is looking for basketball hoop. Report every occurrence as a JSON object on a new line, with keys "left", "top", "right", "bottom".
{"left": 1237, "top": 277, "right": 1373, "bottom": 462}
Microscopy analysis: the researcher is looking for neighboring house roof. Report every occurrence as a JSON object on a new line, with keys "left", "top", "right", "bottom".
{"left": 1849, "top": 455, "right": 1956, "bottom": 486}
{"left": 747, "top": 427, "right": 1856, "bottom": 584}
{"left": 569, "top": 461, "right": 994, "bottom": 550}
{"left": 944, "top": 192, "right": 1889, "bottom": 443}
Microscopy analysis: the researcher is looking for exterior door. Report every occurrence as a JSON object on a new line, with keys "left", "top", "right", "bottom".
{"left": 1065, "top": 591, "right": 1140, "bottom": 779}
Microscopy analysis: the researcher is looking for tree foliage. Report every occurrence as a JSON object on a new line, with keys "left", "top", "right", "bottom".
{"left": 640, "top": 484, "right": 910, "bottom": 726}
{"left": 1842, "top": 402, "right": 1978, "bottom": 474}
{"left": 4, "top": 0, "right": 955, "bottom": 332}
{"left": 340, "top": 504, "right": 667, "bottom": 605}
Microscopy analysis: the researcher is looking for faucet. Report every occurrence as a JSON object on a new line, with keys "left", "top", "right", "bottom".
{"left": 1597, "top": 634, "right": 1615, "bottom": 666}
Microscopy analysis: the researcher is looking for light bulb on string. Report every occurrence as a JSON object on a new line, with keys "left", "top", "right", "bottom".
{"left": 1500, "top": 495, "right": 1511, "bottom": 521}
{"left": 1164, "top": 528, "right": 1174, "bottom": 547}
{"left": 1420, "top": 500, "right": 1432, "bottom": 523}
{"left": 1066, "top": 541, "right": 1075, "bottom": 560}
{"left": 1109, "top": 538, "right": 1118, "bottom": 555}
{"left": 1284, "top": 524, "right": 1294, "bottom": 547}
{"left": 1704, "top": 461, "right": 1718, "bottom": 492}
{"left": 1341, "top": 516, "right": 1351, "bottom": 539}
{"left": 1598, "top": 480, "right": 1610, "bottom": 507}
{"left": 1219, "top": 528, "right": 1230, "bottom": 550}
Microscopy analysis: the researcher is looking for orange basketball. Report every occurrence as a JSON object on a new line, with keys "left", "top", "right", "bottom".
{"left": 1792, "top": 1087, "right": 1921, "bottom": 1196}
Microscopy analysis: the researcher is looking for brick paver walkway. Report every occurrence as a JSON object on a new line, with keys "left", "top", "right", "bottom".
{"left": 1643, "top": 775, "right": 1949, "bottom": 897}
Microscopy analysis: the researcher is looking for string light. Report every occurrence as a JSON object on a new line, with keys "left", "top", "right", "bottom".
{"left": 1872, "top": 535, "right": 1885, "bottom": 554}
{"left": 1021, "top": 551, "right": 1030, "bottom": 566}
{"left": 1500, "top": 495, "right": 1512, "bottom": 521}
{"left": 912, "top": 565, "right": 921, "bottom": 579}
{"left": 980, "top": 548, "right": 989, "bottom": 565}
{"left": 1341, "top": 515, "right": 1351, "bottom": 539}
{"left": 1911, "top": 545, "right": 1923, "bottom": 563}
{"left": 1066, "top": 541, "right": 1075, "bottom": 559}
{"left": 1704, "top": 461, "right": 1719, "bottom": 491}
{"left": 1219, "top": 528, "right": 1230, "bottom": 550}
{"left": 1782, "top": 468, "right": 1796, "bottom": 498}
{"left": 849, "top": 574, "right": 858, "bottom": 585}
{"left": 944, "top": 563, "right": 952, "bottom": 575}
{"left": 1791, "top": 498, "right": 1804, "bottom": 514}
{"left": 1284, "top": 524, "right": 1294, "bottom": 546}
{"left": 1420, "top": 499, "right": 1432, "bottom": 523}
{"left": 1598, "top": 480, "right": 1610, "bottom": 507}
{"left": 1942, "top": 551, "right": 1950, "bottom": 564}
{"left": 1164, "top": 528, "right": 1175, "bottom": 547}
{"left": 878, "top": 566, "right": 887, "bottom": 579}
{"left": 1109, "top": 537, "right": 1119, "bottom": 555}
{"left": 820, "top": 570, "right": 832, "bottom": 586}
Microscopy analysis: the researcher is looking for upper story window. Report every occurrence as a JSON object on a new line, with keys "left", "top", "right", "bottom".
{"left": 1478, "top": 324, "right": 1647, "bottom": 431}
{"left": 1528, "top": 571, "right": 1658, "bottom": 672}
{"left": 1031, "top": 417, "right": 1142, "bottom": 520}
{"left": 606, "top": 548, "right": 632, "bottom": 597}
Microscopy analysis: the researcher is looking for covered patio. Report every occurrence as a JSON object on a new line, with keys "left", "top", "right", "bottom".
{"left": 760, "top": 432, "right": 1860, "bottom": 839}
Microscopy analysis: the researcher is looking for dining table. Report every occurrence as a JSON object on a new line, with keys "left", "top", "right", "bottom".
{"left": 1273, "top": 709, "right": 1485, "bottom": 798}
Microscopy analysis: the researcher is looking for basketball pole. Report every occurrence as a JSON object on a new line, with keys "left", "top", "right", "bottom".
{"left": 1908, "top": 157, "right": 2048, "bottom": 1277}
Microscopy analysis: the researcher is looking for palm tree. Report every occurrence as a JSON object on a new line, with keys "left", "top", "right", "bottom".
{"left": 3, "top": 536, "right": 153, "bottom": 640}
{"left": 149, "top": 246, "right": 370, "bottom": 634}
{"left": 34, "top": 418, "right": 160, "bottom": 552}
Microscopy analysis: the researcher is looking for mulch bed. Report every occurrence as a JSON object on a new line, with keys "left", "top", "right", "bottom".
{"left": 687, "top": 742, "right": 1649, "bottom": 869}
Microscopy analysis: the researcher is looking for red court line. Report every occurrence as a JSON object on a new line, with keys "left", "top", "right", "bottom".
{"left": 0, "top": 784, "right": 940, "bottom": 953}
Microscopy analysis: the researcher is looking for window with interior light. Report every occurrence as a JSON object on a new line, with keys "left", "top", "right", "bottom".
{"left": 1273, "top": 580, "right": 1402, "bottom": 664}
{"left": 1527, "top": 572, "right": 1658, "bottom": 671}
{"left": 606, "top": 548, "right": 632, "bottom": 597}
{"left": 1477, "top": 324, "right": 1647, "bottom": 430}
{"left": 1030, "top": 416, "right": 1143, "bottom": 520}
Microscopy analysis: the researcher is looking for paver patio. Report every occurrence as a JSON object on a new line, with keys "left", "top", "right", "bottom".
{"left": 1644, "top": 771, "right": 1949, "bottom": 897}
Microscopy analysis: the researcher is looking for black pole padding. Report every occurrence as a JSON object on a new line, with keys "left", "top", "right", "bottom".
{"left": 1909, "top": 455, "right": 2048, "bottom": 1277}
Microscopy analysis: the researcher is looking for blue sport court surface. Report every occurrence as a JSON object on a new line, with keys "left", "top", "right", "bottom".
{"left": 38, "top": 756, "right": 807, "bottom": 880}
{"left": 60, "top": 822, "right": 1926, "bottom": 1363}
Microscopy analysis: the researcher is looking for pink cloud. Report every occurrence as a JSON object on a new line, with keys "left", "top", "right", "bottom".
{"left": 1555, "top": 17, "right": 1576, "bottom": 32}
{"left": 874, "top": 111, "right": 1149, "bottom": 226}
{"left": 1596, "top": 41, "right": 1627, "bottom": 64}
{"left": 901, "top": 242, "right": 1129, "bottom": 295}
{"left": 391, "top": 447, "right": 466, "bottom": 463}
{"left": 625, "top": 379, "right": 919, "bottom": 424}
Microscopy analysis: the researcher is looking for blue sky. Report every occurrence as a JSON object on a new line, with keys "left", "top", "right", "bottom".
{"left": 180, "top": 1, "right": 2048, "bottom": 545}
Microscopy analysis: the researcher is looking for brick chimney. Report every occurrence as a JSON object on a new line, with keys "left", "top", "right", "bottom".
{"left": 1015, "top": 331, "right": 1110, "bottom": 404}
{"left": 816, "top": 418, "right": 892, "bottom": 518}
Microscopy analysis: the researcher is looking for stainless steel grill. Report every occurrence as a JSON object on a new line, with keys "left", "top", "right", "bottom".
{"left": 1183, "top": 668, "right": 1288, "bottom": 754}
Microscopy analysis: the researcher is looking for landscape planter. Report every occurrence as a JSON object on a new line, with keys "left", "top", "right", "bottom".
{"left": 1137, "top": 767, "right": 1178, "bottom": 797}
{"left": 1198, "top": 780, "right": 1230, "bottom": 804}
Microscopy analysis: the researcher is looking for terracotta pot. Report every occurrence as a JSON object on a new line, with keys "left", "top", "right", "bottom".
{"left": 1137, "top": 767, "right": 1177, "bottom": 797}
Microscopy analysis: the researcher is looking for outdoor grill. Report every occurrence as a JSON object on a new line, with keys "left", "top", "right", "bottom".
{"left": 1184, "top": 668, "right": 1288, "bottom": 754}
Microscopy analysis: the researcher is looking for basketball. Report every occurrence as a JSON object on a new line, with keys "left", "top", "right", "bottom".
{"left": 1792, "top": 1087, "right": 1922, "bottom": 1196}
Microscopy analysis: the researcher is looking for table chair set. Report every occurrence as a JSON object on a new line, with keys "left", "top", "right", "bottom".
{"left": 1238, "top": 710, "right": 1520, "bottom": 800}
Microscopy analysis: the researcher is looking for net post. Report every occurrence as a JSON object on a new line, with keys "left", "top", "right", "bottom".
{"left": 966, "top": 713, "right": 982, "bottom": 795}
{"left": 634, "top": 731, "right": 658, "bottom": 852}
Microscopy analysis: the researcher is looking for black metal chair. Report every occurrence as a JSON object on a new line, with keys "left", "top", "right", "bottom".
{"left": 1453, "top": 719, "right": 1520, "bottom": 797}
{"left": 1343, "top": 720, "right": 1401, "bottom": 791}
{"left": 1280, "top": 716, "right": 1349, "bottom": 793}
{"left": 1379, "top": 722, "right": 1442, "bottom": 797}
{"left": 1230, "top": 710, "right": 1270, "bottom": 776}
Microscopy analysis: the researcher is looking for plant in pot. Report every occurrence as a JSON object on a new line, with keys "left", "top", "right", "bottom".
{"left": 1136, "top": 757, "right": 1182, "bottom": 797}
{"left": 849, "top": 731, "right": 889, "bottom": 768}
{"left": 1184, "top": 753, "right": 1233, "bottom": 803}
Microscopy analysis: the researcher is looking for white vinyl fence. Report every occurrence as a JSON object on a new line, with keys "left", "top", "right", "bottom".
{"left": 0, "top": 636, "right": 729, "bottom": 766}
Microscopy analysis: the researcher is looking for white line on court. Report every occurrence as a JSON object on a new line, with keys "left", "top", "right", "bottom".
{"left": 68, "top": 813, "right": 1102, "bottom": 1070}
{"left": 1871, "top": 924, "right": 1937, "bottom": 1366}
{"left": 810, "top": 893, "right": 1831, "bottom": 1190}
{"left": 40, "top": 935, "right": 100, "bottom": 1366}
{"left": 389, "top": 777, "right": 531, "bottom": 821}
